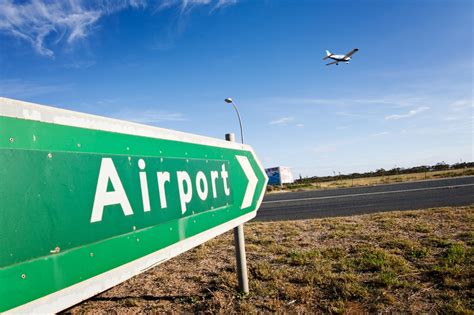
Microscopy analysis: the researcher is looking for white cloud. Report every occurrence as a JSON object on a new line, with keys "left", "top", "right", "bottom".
{"left": 0, "top": 0, "right": 237, "bottom": 57}
{"left": 385, "top": 106, "right": 429, "bottom": 120}
{"left": 296, "top": 123, "right": 304, "bottom": 128}
{"left": 269, "top": 116, "right": 294, "bottom": 126}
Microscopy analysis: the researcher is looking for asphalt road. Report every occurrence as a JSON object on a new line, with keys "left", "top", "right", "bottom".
{"left": 255, "top": 176, "right": 474, "bottom": 221}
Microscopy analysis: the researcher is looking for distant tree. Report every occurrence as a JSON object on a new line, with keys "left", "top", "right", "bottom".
{"left": 451, "top": 162, "right": 474, "bottom": 169}
{"left": 375, "top": 168, "right": 386, "bottom": 176}
{"left": 433, "top": 162, "right": 449, "bottom": 171}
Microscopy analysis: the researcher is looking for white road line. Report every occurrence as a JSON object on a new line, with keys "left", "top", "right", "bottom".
{"left": 262, "top": 183, "right": 474, "bottom": 205}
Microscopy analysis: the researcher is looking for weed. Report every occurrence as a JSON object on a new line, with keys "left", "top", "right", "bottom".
{"left": 327, "top": 300, "right": 346, "bottom": 314}
{"left": 408, "top": 246, "right": 430, "bottom": 260}
{"left": 414, "top": 224, "right": 431, "bottom": 233}
{"left": 457, "top": 231, "right": 474, "bottom": 245}
{"left": 438, "top": 297, "right": 472, "bottom": 314}
{"left": 252, "top": 237, "right": 276, "bottom": 246}
{"left": 422, "top": 236, "right": 453, "bottom": 248}
{"left": 288, "top": 266, "right": 327, "bottom": 286}
{"left": 286, "top": 249, "right": 320, "bottom": 266}
{"left": 373, "top": 270, "right": 410, "bottom": 288}
{"left": 251, "top": 262, "right": 281, "bottom": 281}
{"left": 328, "top": 273, "right": 369, "bottom": 299}
{"left": 237, "top": 301, "right": 255, "bottom": 313}
{"left": 278, "top": 284, "right": 313, "bottom": 303}
{"left": 441, "top": 243, "right": 466, "bottom": 267}
{"left": 384, "top": 237, "right": 430, "bottom": 261}
{"left": 321, "top": 246, "right": 346, "bottom": 260}
{"left": 327, "top": 229, "right": 352, "bottom": 239}
{"left": 377, "top": 217, "right": 395, "bottom": 229}
{"left": 267, "top": 243, "right": 287, "bottom": 255}
{"left": 376, "top": 270, "right": 398, "bottom": 287}
{"left": 354, "top": 248, "right": 388, "bottom": 272}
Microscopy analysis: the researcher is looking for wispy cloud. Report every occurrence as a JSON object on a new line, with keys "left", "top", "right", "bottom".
{"left": 336, "top": 125, "right": 351, "bottom": 130}
{"left": 450, "top": 99, "right": 473, "bottom": 112}
{"left": 443, "top": 116, "right": 461, "bottom": 122}
{"left": 0, "top": 0, "right": 145, "bottom": 57}
{"left": 152, "top": 0, "right": 238, "bottom": 49}
{"left": 158, "top": 0, "right": 237, "bottom": 12}
{"left": 0, "top": 0, "right": 238, "bottom": 57}
{"left": 269, "top": 116, "right": 294, "bottom": 126}
{"left": 62, "top": 59, "right": 96, "bottom": 69}
{"left": 112, "top": 108, "right": 188, "bottom": 124}
{"left": 262, "top": 95, "right": 428, "bottom": 108}
{"left": 208, "top": 0, "right": 238, "bottom": 13}
{"left": 385, "top": 106, "right": 429, "bottom": 120}
{"left": 371, "top": 131, "right": 389, "bottom": 137}
{"left": 335, "top": 111, "right": 370, "bottom": 119}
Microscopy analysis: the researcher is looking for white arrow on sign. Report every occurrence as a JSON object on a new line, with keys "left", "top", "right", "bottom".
{"left": 236, "top": 155, "right": 258, "bottom": 209}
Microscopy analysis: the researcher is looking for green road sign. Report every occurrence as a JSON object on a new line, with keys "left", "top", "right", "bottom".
{"left": 0, "top": 97, "right": 268, "bottom": 312}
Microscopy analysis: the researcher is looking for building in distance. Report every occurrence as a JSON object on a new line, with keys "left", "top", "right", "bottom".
{"left": 265, "top": 166, "right": 294, "bottom": 186}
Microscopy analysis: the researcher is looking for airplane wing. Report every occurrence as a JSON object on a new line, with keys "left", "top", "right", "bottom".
{"left": 326, "top": 61, "right": 338, "bottom": 66}
{"left": 323, "top": 56, "right": 331, "bottom": 60}
{"left": 344, "top": 48, "right": 359, "bottom": 58}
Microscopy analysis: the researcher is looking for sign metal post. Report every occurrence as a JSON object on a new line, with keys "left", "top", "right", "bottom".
{"left": 226, "top": 133, "right": 249, "bottom": 294}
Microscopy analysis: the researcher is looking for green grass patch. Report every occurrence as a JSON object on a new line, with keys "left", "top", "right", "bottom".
{"left": 441, "top": 243, "right": 466, "bottom": 267}
{"left": 286, "top": 249, "right": 320, "bottom": 266}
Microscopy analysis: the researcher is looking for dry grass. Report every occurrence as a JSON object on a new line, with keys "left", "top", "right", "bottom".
{"left": 66, "top": 205, "right": 474, "bottom": 314}
{"left": 270, "top": 168, "right": 474, "bottom": 193}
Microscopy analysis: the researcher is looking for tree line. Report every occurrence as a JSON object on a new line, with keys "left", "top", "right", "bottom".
{"left": 295, "top": 161, "right": 474, "bottom": 184}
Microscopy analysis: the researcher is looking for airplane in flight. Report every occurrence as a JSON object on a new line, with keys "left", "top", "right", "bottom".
{"left": 323, "top": 48, "right": 359, "bottom": 66}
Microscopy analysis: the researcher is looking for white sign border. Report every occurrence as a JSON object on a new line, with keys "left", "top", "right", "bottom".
{"left": 0, "top": 97, "right": 248, "bottom": 151}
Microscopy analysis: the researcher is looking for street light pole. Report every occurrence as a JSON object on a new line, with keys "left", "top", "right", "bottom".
{"left": 225, "top": 98, "right": 244, "bottom": 144}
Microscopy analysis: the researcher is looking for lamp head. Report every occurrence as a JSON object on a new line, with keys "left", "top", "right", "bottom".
{"left": 224, "top": 98, "right": 233, "bottom": 104}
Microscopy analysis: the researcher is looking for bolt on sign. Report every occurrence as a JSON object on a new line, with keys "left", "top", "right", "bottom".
{"left": 0, "top": 97, "right": 268, "bottom": 313}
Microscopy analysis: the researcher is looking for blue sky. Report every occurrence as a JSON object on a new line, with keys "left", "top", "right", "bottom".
{"left": 1, "top": 0, "right": 472, "bottom": 177}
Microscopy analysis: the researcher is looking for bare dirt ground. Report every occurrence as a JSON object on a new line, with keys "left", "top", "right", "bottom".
{"left": 66, "top": 205, "right": 473, "bottom": 314}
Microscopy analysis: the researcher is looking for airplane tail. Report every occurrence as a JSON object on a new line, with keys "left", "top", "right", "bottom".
{"left": 323, "top": 50, "right": 332, "bottom": 60}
